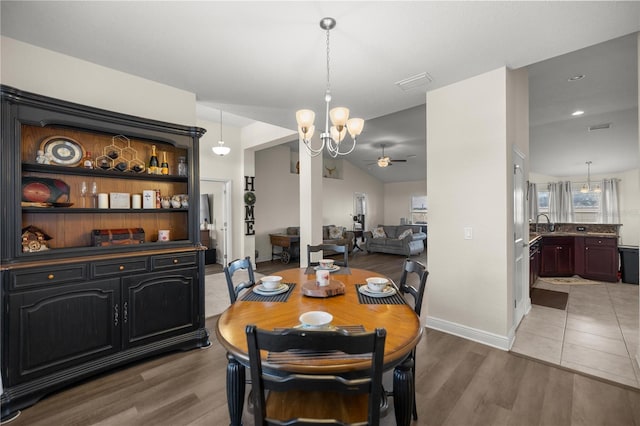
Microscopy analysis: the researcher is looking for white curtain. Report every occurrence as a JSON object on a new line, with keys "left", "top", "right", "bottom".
{"left": 599, "top": 179, "right": 620, "bottom": 224}
{"left": 548, "top": 181, "right": 574, "bottom": 223}
{"left": 528, "top": 182, "right": 538, "bottom": 222}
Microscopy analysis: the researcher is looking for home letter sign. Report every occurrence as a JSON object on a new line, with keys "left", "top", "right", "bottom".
{"left": 244, "top": 176, "right": 255, "bottom": 235}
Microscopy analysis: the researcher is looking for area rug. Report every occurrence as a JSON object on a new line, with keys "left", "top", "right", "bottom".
{"left": 530, "top": 288, "right": 569, "bottom": 310}
{"left": 205, "top": 271, "right": 264, "bottom": 318}
{"left": 539, "top": 276, "right": 601, "bottom": 285}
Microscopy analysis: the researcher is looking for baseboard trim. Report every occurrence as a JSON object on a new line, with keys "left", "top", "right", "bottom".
{"left": 426, "top": 316, "right": 512, "bottom": 351}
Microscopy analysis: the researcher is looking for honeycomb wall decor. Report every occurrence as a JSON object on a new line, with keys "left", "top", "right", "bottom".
{"left": 95, "top": 135, "right": 146, "bottom": 173}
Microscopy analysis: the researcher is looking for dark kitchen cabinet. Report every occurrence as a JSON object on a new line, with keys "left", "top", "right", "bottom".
{"left": 582, "top": 237, "right": 618, "bottom": 282}
{"left": 540, "top": 237, "right": 574, "bottom": 277}
{"left": 529, "top": 239, "right": 540, "bottom": 287}
{"left": 1, "top": 86, "right": 209, "bottom": 420}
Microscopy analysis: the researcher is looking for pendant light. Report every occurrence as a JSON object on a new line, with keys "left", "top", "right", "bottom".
{"left": 212, "top": 110, "right": 231, "bottom": 156}
{"left": 296, "top": 17, "right": 364, "bottom": 158}
{"left": 580, "top": 161, "right": 601, "bottom": 193}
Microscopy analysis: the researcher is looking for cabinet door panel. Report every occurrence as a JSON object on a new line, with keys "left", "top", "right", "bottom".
{"left": 7, "top": 279, "right": 120, "bottom": 385}
{"left": 584, "top": 245, "right": 618, "bottom": 282}
{"left": 540, "top": 245, "right": 558, "bottom": 276}
{"left": 123, "top": 268, "right": 198, "bottom": 347}
{"left": 540, "top": 239, "right": 574, "bottom": 277}
{"left": 556, "top": 245, "right": 574, "bottom": 275}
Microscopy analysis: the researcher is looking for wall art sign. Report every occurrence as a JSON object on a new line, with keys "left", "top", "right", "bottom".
{"left": 244, "top": 176, "right": 255, "bottom": 235}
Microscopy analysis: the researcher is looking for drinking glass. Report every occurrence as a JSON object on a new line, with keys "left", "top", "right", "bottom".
{"left": 79, "top": 181, "right": 88, "bottom": 208}
{"left": 90, "top": 182, "right": 98, "bottom": 208}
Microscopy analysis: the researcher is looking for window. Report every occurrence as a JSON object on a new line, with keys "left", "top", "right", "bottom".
{"left": 535, "top": 182, "right": 601, "bottom": 219}
{"left": 537, "top": 188, "right": 549, "bottom": 212}
{"left": 572, "top": 186, "right": 601, "bottom": 212}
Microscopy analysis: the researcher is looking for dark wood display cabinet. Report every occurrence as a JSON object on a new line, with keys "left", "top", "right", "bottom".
{"left": 0, "top": 86, "right": 209, "bottom": 420}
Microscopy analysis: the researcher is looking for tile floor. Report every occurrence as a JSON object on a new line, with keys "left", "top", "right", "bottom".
{"left": 512, "top": 278, "right": 640, "bottom": 388}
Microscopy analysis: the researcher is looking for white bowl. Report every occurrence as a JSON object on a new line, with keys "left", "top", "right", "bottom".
{"left": 299, "top": 311, "right": 333, "bottom": 329}
{"left": 319, "top": 258, "right": 335, "bottom": 269}
{"left": 261, "top": 275, "right": 282, "bottom": 290}
{"left": 366, "top": 277, "right": 389, "bottom": 292}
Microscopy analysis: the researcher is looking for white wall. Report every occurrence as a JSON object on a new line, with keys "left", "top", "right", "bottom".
{"left": 254, "top": 145, "right": 385, "bottom": 263}
{"left": 323, "top": 159, "right": 386, "bottom": 232}
{"left": 197, "top": 118, "right": 247, "bottom": 263}
{"left": 1, "top": 37, "right": 195, "bottom": 124}
{"left": 254, "top": 144, "right": 300, "bottom": 263}
{"left": 426, "top": 67, "right": 524, "bottom": 350}
{"left": 383, "top": 181, "right": 427, "bottom": 225}
{"left": 619, "top": 169, "right": 640, "bottom": 246}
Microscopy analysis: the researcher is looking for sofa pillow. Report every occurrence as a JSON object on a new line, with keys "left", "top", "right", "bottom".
{"left": 372, "top": 226, "right": 387, "bottom": 239}
{"left": 328, "top": 226, "right": 344, "bottom": 239}
{"left": 398, "top": 228, "right": 413, "bottom": 240}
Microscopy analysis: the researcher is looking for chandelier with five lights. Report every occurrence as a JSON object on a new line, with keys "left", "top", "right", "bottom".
{"left": 296, "top": 17, "right": 365, "bottom": 158}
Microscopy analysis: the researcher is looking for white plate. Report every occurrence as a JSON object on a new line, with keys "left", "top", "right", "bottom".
{"left": 358, "top": 285, "right": 397, "bottom": 298}
{"left": 253, "top": 283, "right": 289, "bottom": 296}
{"left": 314, "top": 265, "right": 341, "bottom": 272}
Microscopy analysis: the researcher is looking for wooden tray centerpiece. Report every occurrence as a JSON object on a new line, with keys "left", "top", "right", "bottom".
{"left": 301, "top": 280, "right": 345, "bottom": 298}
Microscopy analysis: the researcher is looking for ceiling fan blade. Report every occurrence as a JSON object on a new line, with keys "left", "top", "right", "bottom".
{"left": 390, "top": 159, "right": 407, "bottom": 162}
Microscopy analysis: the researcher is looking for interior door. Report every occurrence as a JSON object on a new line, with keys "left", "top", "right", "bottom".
{"left": 513, "top": 149, "right": 527, "bottom": 329}
{"left": 199, "top": 179, "right": 231, "bottom": 265}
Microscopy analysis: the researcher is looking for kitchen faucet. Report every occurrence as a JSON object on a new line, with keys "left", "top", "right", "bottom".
{"left": 535, "top": 213, "right": 554, "bottom": 233}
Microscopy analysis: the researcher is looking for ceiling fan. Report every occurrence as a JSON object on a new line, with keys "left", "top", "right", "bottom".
{"left": 366, "top": 144, "right": 408, "bottom": 168}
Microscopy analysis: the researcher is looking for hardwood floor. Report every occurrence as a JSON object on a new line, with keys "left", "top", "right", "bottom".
{"left": 7, "top": 251, "right": 640, "bottom": 425}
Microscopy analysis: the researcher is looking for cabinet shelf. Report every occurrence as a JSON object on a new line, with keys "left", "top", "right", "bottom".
{"left": 23, "top": 163, "right": 188, "bottom": 182}
{"left": 22, "top": 207, "right": 188, "bottom": 214}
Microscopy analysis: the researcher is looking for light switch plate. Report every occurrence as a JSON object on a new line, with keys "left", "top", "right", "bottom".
{"left": 464, "top": 227, "right": 473, "bottom": 240}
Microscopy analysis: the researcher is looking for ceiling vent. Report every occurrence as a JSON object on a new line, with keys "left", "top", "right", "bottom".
{"left": 588, "top": 123, "right": 612, "bottom": 132}
{"left": 395, "top": 72, "right": 433, "bottom": 91}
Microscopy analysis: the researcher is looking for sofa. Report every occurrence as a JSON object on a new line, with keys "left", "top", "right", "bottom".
{"left": 286, "top": 225, "right": 355, "bottom": 253}
{"left": 363, "top": 225, "right": 426, "bottom": 256}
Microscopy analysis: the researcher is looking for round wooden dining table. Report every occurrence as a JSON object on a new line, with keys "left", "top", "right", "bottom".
{"left": 215, "top": 267, "right": 423, "bottom": 426}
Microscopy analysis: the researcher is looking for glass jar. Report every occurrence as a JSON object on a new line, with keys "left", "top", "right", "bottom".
{"left": 177, "top": 156, "right": 188, "bottom": 177}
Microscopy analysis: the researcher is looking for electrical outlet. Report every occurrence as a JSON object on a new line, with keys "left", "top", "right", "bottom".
{"left": 577, "top": 226, "right": 586, "bottom": 231}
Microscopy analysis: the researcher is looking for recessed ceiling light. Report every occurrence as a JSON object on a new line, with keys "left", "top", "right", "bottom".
{"left": 572, "top": 110, "right": 585, "bottom": 116}
{"left": 568, "top": 74, "right": 585, "bottom": 82}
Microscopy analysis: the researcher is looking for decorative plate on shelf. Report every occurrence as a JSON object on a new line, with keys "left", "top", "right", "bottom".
{"left": 39, "top": 136, "right": 85, "bottom": 167}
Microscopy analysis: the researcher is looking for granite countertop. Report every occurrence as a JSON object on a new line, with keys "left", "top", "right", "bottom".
{"left": 529, "top": 232, "right": 617, "bottom": 244}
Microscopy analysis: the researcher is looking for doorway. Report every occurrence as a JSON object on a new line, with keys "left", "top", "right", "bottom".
{"left": 512, "top": 148, "right": 527, "bottom": 330}
{"left": 200, "top": 179, "right": 232, "bottom": 266}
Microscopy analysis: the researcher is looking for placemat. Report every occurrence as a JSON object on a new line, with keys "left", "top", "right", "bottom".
{"left": 241, "top": 283, "right": 296, "bottom": 302}
{"left": 304, "top": 266, "right": 352, "bottom": 275}
{"left": 355, "top": 284, "right": 407, "bottom": 305}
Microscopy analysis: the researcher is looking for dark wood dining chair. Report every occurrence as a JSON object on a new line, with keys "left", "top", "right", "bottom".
{"left": 223, "top": 256, "right": 256, "bottom": 303}
{"left": 307, "top": 243, "right": 349, "bottom": 267}
{"left": 246, "top": 325, "right": 386, "bottom": 426}
{"left": 385, "top": 258, "right": 429, "bottom": 420}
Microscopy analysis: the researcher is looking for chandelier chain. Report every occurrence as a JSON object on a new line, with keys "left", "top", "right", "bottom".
{"left": 295, "top": 17, "right": 363, "bottom": 158}
{"left": 325, "top": 27, "right": 331, "bottom": 92}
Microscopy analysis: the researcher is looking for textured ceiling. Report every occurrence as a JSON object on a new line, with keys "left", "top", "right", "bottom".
{"left": 1, "top": 1, "right": 638, "bottom": 182}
